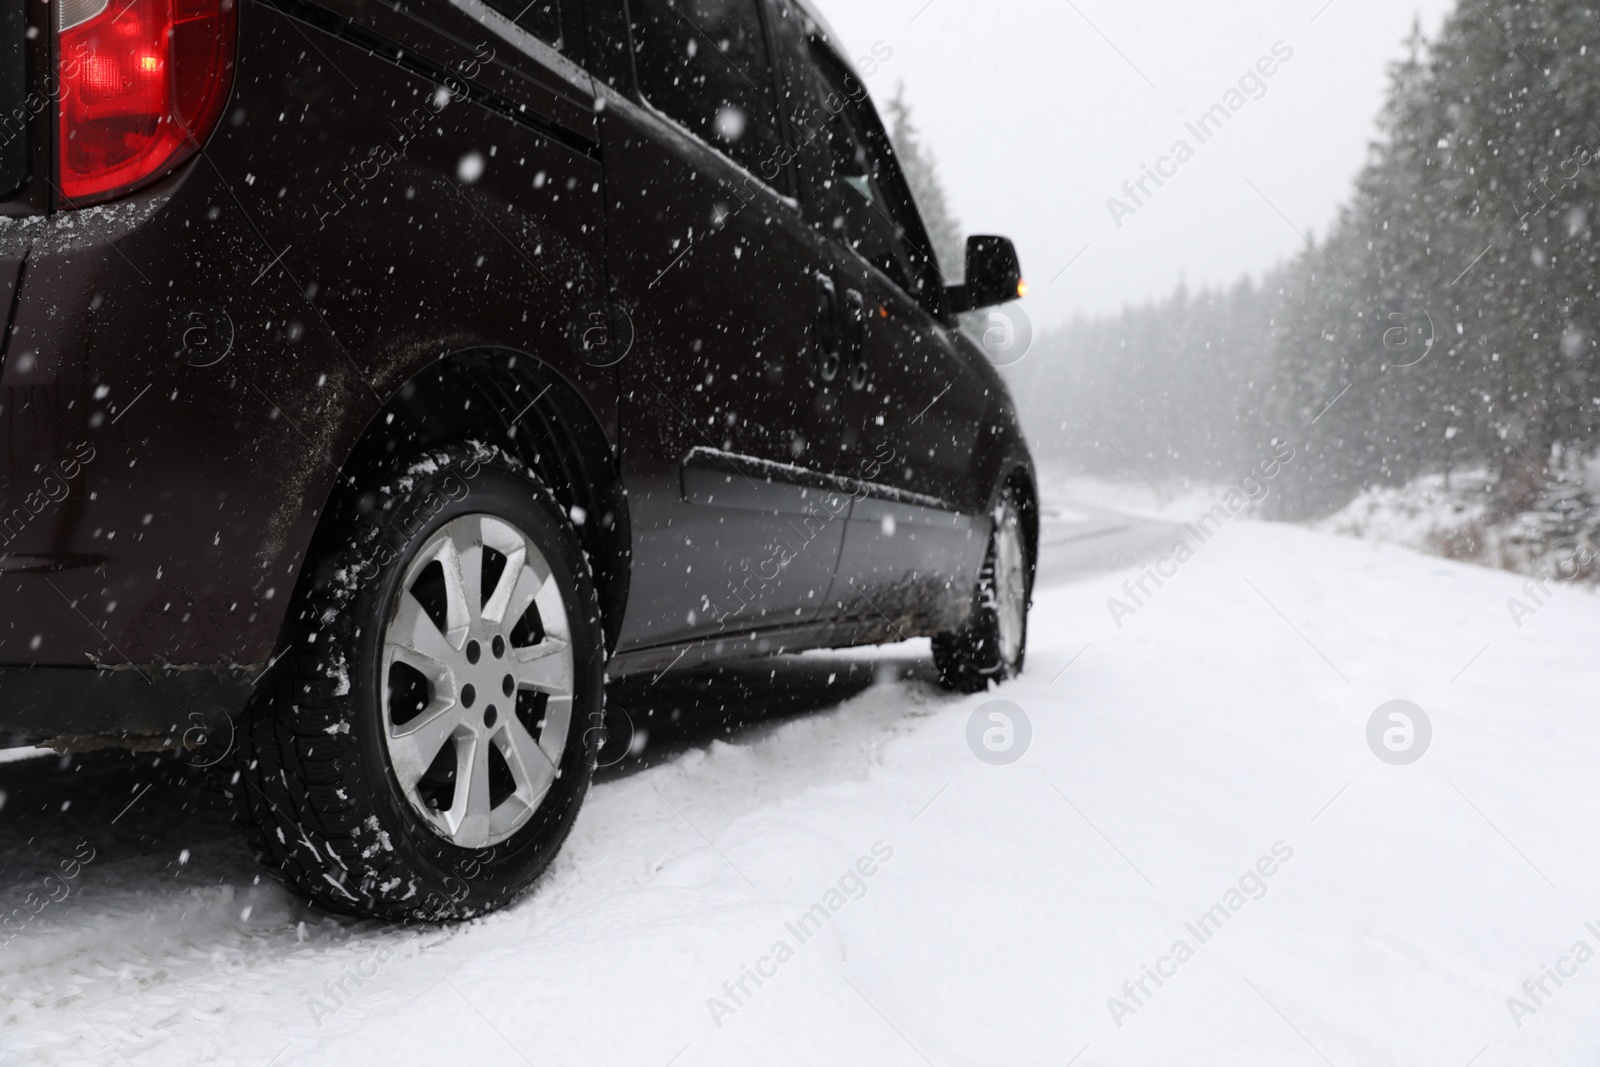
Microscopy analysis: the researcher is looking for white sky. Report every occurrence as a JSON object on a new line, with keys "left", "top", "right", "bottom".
{"left": 808, "top": 0, "right": 1460, "bottom": 328}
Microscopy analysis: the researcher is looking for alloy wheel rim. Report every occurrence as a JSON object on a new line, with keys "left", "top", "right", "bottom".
{"left": 380, "top": 513, "right": 574, "bottom": 849}
{"left": 993, "top": 505, "right": 1027, "bottom": 667}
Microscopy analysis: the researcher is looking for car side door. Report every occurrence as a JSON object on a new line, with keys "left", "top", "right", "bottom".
{"left": 771, "top": 19, "right": 993, "bottom": 634}
{"left": 587, "top": 0, "right": 850, "bottom": 653}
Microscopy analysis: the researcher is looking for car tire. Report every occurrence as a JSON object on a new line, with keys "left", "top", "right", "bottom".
{"left": 230, "top": 445, "right": 604, "bottom": 921}
{"left": 933, "top": 487, "right": 1030, "bottom": 693}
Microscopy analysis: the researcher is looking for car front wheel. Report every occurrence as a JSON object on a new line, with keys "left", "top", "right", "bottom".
{"left": 933, "top": 487, "right": 1031, "bottom": 693}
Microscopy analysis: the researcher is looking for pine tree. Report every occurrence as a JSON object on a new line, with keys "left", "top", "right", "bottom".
{"left": 1015, "top": 0, "right": 1600, "bottom": 546}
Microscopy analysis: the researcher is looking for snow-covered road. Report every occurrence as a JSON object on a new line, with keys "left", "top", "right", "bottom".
{"left": 4, "top": 504, "right": 1600, "bottom": 1065}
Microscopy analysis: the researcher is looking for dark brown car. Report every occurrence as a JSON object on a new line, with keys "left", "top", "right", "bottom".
{"left": 0, "top": 0, "right": 1036, "bottom": 918}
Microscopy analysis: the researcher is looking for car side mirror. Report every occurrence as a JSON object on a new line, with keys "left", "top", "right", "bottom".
{"left": 945, "top": 236, "right": 1026, "bottom": 315}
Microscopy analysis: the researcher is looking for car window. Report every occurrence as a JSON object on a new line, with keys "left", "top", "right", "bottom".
{"left": 480, "top": 0, "right": 563, "bottom": 48}
{"left": 803, "top": 46, "right": 939, "bottom": 303}
{"left": 625, "top": 0, "right": 784, "bottom": 177}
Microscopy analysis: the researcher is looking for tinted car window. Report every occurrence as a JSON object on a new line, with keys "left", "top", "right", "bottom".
{"left": 481, "top": 0, "right": 563, "bottom": 48}
{"left": 805, "top": 47, "right": 937, "bottom": 302}
{"left": 626, "top": 0, "right": 783, "bottom": 177}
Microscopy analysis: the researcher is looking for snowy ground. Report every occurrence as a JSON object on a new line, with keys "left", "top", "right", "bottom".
{"left": 4, "top": 500, "right": 1600, "bottom": 1065}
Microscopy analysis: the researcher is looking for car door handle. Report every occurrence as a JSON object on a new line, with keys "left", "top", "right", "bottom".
{"left": 843, "top": 288, "right": 868, "bottom": 391}
{"left": 814, "top": 273, "right": 841, "bottom": 383}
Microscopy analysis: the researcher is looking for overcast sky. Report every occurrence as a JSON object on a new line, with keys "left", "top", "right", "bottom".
{"left": 808, "top": 0, "right": 1460, "bottom": 328}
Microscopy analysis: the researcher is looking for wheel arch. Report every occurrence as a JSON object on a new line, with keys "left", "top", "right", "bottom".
{"left": 335, "top": 349, "right": 630, "bottom": 654}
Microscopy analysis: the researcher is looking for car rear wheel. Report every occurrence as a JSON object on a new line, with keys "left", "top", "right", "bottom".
{"left": 231, "top": 446, "right": 604, "bottom": 921}
{"left": 933, "top": 488, "right": 1031, "bottom": 693}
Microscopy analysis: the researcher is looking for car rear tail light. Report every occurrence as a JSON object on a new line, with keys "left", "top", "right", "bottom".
{"left": 56, "top": 0, "right": 237, "bottom": 206}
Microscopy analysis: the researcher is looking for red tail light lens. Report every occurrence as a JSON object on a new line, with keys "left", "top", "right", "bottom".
{"left": 57, "top": 0, "right": 237, "bottom": 206}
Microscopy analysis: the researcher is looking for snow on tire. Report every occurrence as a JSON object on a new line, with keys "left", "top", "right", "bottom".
{"left": 933, "top": 487, "right": 1031, "bottom": 693}
{"left": 229, "top": 446, "right": 605, "bottom": 921}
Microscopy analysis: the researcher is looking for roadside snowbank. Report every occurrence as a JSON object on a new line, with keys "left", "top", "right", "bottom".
{"left": 1318, "top": 467, "right": 1600, "bottom": 589}
{"left": 1317, "top": 469, "right": 1494, "bottom": 554}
